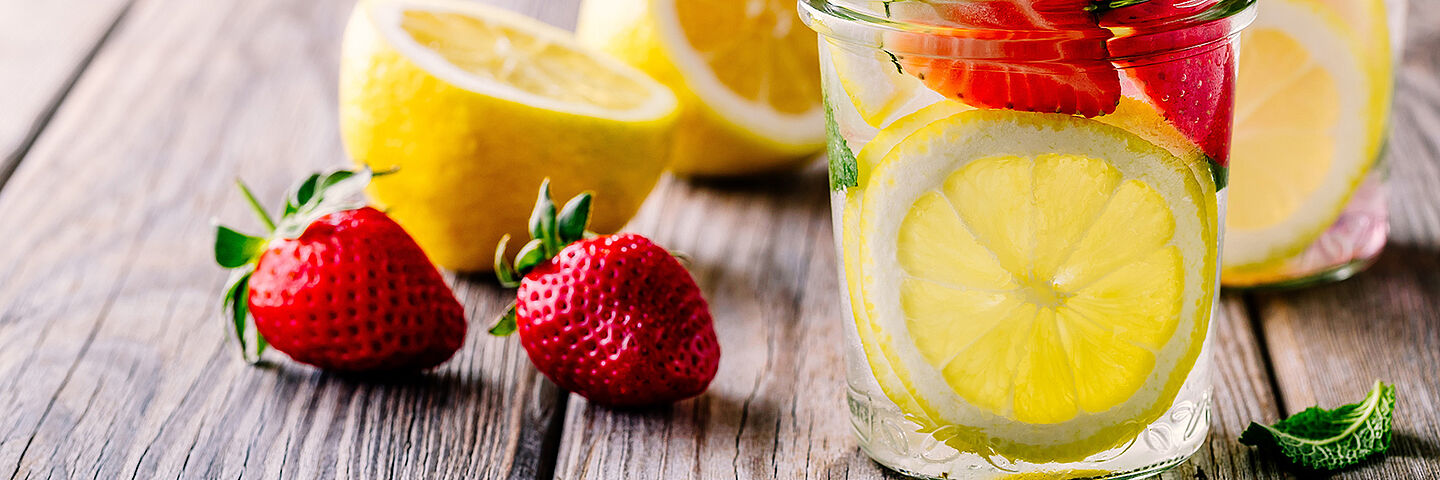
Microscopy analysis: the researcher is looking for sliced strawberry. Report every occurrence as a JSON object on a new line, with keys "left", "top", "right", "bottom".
{"left": 887, "top": 0, "right": 1121, "bottom": 117}
{"left": 1103, "top": 0, "right": 1236, "bottom": 165}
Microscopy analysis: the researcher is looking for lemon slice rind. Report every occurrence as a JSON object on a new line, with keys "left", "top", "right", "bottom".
{"left": 647, "top": 0, "right": 824, "bottom": 146}
{"left": 856, "top": 110, "right": 1214, "bottom": 462}
{"left": 366, "top": 0, "right": 676, "bottom": 123}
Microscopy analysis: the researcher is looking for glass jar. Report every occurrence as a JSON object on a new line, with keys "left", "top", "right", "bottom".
{"left": 1220, "top": 0, "right": 1403, "bottom": 288}
{"left": 801, "top": 1, "right": 1253, "bottom": 478}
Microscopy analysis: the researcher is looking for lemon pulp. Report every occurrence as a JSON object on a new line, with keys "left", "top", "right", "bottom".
{"left": 339, "top": 0, "right": 677, "bottom": 271}
{"left": 674, "top": 0, "right": 820, "bottom": 115}
{"left": 577, "top": 0, "right": 826, "bottom": 176}
{"left": 399, "top": 10, "right": 651, "bottom": 111}
{"left": 850, "top": 110, "right": 1215, "bottom": 461}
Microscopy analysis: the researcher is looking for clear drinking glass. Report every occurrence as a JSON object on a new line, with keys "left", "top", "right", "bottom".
{"left": 801, "top": 1, "right": 1254, "bottom": 478}
{"left": 1220, "top": 0, "right": 1402, "bottom": 288}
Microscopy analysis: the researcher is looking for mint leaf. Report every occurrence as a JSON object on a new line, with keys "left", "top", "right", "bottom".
{"left": 824, "top": 102, "right": 859, "bottom": 191}
{"left": 1208, "top": 157, "right": 1228, "bottom": 190}
{"left": 1240, "top": 381, "right": 1396, "bottom": 471}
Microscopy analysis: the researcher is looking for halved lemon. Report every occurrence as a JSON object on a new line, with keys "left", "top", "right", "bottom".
{"left": 577, "top": 0, "right": 825, "bottom": 176}
{"left": 1222, "top": 0, "right": 1384, "bottom": 279}
{"left": 339, "top": 0, "right": 677, "bottom": 270}
{"left": 852, "top": 110, "right": 1215, "bottom": 462}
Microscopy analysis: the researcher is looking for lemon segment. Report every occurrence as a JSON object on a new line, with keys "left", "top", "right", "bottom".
{"left": 854, "top": 110, "right": 1215, "bottom": 462}
{"left": 1222, "top": 0, "right": 1382, "bottom": 274}
{"left": 339, "top": 0, "right": 677, "bottom": 271}
{"left": 577, "top": 0, "right": 825, "bottom": 176}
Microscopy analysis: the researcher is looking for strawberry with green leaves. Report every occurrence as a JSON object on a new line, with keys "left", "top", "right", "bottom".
{"left": 214, "top": 168, "right": 467, "bottom": 372}
{"left": 491, "top": 181, "right": 720, "bottom": 407}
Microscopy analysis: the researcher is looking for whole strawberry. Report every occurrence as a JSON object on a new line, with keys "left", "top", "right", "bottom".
{"left": 214, "top": 168, "right": 467, "bottom": 371}
{"left": 491, "top": 181, "right": 720, "bottom": 407}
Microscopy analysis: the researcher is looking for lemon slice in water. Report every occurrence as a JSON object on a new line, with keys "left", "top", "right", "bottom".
{"left": 853, "top": 110, "right": 1216, "bottom": 462}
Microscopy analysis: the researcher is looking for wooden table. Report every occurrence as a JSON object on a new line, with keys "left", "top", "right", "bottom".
{"left": 1, "top": 0, "right": 1435, "bottom": 478}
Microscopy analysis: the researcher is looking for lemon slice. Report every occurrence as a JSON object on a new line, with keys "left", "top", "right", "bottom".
{"left": 1222, "top": 0, "right": 1382, "bottom": 275}
{"left": 841, "top": 102, "right": 973, "bottom": 421}
{"left": 854, "top": 110, "right": 1215, "bottom": 462}
{"left": 578, "top": 0, "right": 825, "bottom": 176}
{"left": 339, "top": 0, "right": 677, "bottom": 270}
{"left": 829, "top": 40, "right": 946, "bottom": 128}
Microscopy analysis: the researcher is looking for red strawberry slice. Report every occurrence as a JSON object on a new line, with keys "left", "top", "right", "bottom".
{"left": 887, "top": 0, "right": 1121, "bottom": 117}
{"left": 1103, "top": 0, "right": 1236, "bottom": 165}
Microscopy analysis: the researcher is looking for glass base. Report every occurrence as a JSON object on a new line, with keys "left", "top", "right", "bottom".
{"left": 1222, "top": 161, "right": 1389, "bottom": 290}
{"left": 1225, "top": 250, "right": 1382, "bottom": 292}
{"left": 849, "top": 384, "right": 1212, "bottom": 480}
{"left": 876, "top": 454, "right": 1194, "bottom": 480}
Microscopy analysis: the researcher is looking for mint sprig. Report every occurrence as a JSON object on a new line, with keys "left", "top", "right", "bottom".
{"left": 824, "top": 102, "right": 859, "bottom": 191}
{"left": 1240, "top": 380, "right": 1396, "bottom": 471}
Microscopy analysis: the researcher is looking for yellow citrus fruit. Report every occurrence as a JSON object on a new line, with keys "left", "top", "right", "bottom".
{"left": 576, "top": 0, "right": 825, "bottom": 177}
{"left": 339, "top": 0, "right": 677, "bottom": 271}
{"left": 850, "top": 110, "right": 1215, "bottom": 462}
{"left": 1222, "top": 0, "right": 1388, "bottom": 282}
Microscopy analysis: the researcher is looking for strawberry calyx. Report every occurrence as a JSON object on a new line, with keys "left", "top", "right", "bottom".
{"left": 490, "top": 179, "right": 594, "bottom": 336}
{"left": 212, "top": 167, "right": 384, "bottom": 362}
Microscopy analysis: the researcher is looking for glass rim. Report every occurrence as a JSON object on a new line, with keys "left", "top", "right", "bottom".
{"left": 799, "top": 0, "right": 1258, "bottom": 64}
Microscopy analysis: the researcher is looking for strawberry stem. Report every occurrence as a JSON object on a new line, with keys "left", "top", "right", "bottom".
{"left": 488, "top": 304, "right": 518, "bottom": 336}
{"left": 236, "top": 179, "right": 276, "bottom": 232}
{"left": 496, "top": 180, "right": 598, "bottom": 281}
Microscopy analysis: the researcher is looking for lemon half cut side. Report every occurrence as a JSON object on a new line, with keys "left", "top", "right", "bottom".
{"left": 577, "top": 0, "right": 826, "bottom": 176}
{"left": 340, "top": 0, "right": 678, "bottom": 271}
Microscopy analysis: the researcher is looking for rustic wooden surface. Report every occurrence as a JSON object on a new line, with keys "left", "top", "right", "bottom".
{"left": 0, "top": 0, "right": 1434, "bottom": 479}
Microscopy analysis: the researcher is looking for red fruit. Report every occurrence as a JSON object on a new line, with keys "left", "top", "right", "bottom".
{"left": 215, "top": 169, "right": 467, "bottom": 372}
{"left": 889, "top": 0, "right": 1121, "bottom": 117}
{"left": 492, "top": 182, "right": 719, "bottom": 407}
{"left": 1103, "top": 0, "right": 1236, "bottom": 165}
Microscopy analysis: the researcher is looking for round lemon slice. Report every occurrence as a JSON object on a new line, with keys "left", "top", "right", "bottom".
{"left": 577, "top": 0, "right": 825, "bottom": 176}
{"left": 339, "top": 0, "right": 677, "bottom": 270}
{"left": 1223, "top": 0, "right": 1383, "bottom": 275}
{"left": 854, "top": 110, "right": 1216, "bottom": 462}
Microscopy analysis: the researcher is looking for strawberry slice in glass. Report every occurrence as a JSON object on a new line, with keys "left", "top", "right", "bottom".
{"left": 884, "top": 0, "right": 1121, "bottom": 117}
{"left": 1103, "top": 0, "right": 1236, "bottom": 165}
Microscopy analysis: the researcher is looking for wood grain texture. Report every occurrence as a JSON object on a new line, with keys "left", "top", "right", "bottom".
{"left": 0, "top": 0, "right": 132, "bottom": 183}
{"left": 552, "top": 168, "right": 900, "bottom": 480}
{"left": 1246, "top": 1, "right": 1440, "bottom": 478}
{"left": 0, "top": 0, "right": 1435, "bottom": 478}
{"left": 0, "top": 0, "right": 571, "bottom": 478}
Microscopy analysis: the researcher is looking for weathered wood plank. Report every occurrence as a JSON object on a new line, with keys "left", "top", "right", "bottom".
{"left": 0, "top": 0, "right": 132, "bottom": 185}
{"left": 1246, "top": 2, "right": 1440, "bottom": 478}
{"left": 0, "top": 0, "right": 573, "bottom": 478}
{"left": 551, "top": 162, "right": 1286, "bottom": 479}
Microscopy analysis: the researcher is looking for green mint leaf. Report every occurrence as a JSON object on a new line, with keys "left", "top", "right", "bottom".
{"left": 488, "top": 304, "right": 518, "bottom": 336}
{"left": 1086, "top": 0, "right": 1153, "bottom": 13}
{"left": 1240, "top": 380, "right": 1396, "bottom": 471}
{"left": 1209, "top": 158, "right": 1228, "bottom": 190}
{"left": 214, "top": 226, "right": 268, "bottom": 268}
{"left": 825, "top": 102, "right": 859, "bottom": 191}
